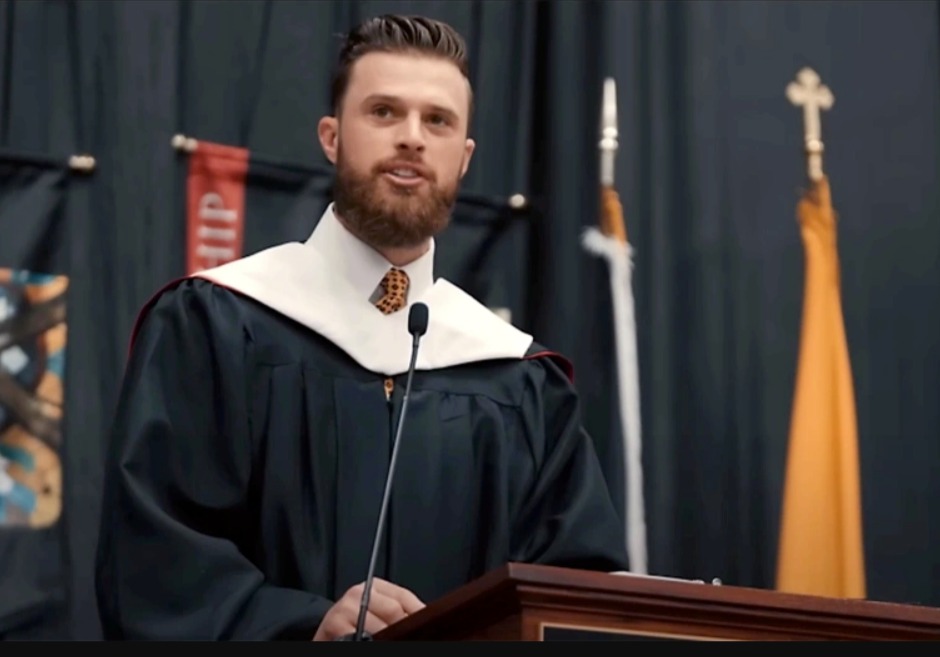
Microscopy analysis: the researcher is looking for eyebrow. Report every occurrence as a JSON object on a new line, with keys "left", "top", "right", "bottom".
{"left": 362, "top": 94, "right": 459, "bottom": 120}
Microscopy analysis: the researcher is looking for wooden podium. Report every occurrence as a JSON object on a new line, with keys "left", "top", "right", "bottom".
{"left": 374, "top": 563, "right": 940, "bottom": 641}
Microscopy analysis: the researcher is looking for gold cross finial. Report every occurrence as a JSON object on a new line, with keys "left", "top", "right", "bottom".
{"left": 786, "top": 67, "right": 834, "bottom": 181}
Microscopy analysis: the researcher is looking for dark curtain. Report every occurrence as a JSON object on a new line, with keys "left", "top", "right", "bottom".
{"left": 1, "top": 0, "right": 938, "bottom": 640}
{"left": 601, "top": 0, "right": 940, "bottom": 603}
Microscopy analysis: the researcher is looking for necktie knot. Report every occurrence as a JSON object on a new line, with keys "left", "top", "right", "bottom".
{"left": 374, "top": 268, "right": 409, "bottom": 315}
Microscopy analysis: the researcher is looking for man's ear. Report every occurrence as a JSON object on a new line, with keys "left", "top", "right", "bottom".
{"left": 459, "top": 138, "right": 476, "bottom": 178}
{"left": 318, "top": 116, "right": 339, "bottom": 164}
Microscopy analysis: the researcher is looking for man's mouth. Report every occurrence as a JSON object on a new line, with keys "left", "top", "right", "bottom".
{"left": 382, "top": 166, "right": 427, "bottom": 187}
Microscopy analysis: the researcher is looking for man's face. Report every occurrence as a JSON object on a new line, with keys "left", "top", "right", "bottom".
{"left": 318, "top": 51, "right": 475, "bottom": 250}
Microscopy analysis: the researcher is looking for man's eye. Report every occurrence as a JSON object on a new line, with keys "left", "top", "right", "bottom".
{"left": 373, "top": 106, "right": 392, "bottom": 117}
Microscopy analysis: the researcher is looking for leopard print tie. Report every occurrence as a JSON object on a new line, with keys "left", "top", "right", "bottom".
{"left": 374, "top": 268, "right": 409, "bottom": 315}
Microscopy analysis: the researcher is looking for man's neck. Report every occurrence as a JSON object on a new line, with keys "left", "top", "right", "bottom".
{"left": 375, "top": 242, "right": 431, "bottom": 267}
{"left": 335, "top": 211, "right": 430, "bottom": 267}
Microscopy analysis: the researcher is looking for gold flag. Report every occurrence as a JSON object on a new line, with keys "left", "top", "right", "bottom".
{"left": 775, "top": 174, "right": 866, "bottom": 599}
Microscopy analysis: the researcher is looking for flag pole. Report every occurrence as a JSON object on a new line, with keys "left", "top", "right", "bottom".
{"left": 171, "top": 133, "right": 198, "bottom": 153}
{"left": 582, "top": 77, "right": 648, "bottom": 575}
{"left": 598, "top": 79, "right": 626, "bottom": 242}
{"left": 0, "top": 148, "right": 95, "bottom": 173}
{"left": 67, "top": 155, "right": 96, "bottom": 173}
{"left": 171, "top": 133, "right": 527, "bottom": 215}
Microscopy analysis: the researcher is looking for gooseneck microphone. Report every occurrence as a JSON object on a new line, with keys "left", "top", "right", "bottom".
{"left": 348, "top": 302, "right": 429, "bottom": 642}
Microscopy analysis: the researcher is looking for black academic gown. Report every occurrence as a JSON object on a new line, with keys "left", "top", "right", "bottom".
{"left": 94, "top": 278, "right": 629, "bottom": 640}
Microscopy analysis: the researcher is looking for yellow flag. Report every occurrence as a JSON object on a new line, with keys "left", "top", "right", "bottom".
{"left": 775, "top": 175, "right": 866, "bottom": 599}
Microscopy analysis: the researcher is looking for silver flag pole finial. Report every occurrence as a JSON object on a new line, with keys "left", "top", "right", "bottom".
{"left": 599, "top": 77, "right": 618, "bottom": 187}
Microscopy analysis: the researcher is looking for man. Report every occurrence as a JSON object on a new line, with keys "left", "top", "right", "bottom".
{"left": 95, "top": 14, "right": 629, "bottom": 641}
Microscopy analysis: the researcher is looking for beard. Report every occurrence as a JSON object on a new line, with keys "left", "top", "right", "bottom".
{"left": 331, "top": 149, "right": 460, "bottom": 250}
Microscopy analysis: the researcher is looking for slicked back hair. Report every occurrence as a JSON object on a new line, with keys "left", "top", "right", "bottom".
{"left": 330, "top": 14, "right": 474, "bottom": 128}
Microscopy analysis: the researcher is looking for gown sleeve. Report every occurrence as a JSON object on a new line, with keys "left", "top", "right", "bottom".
{"left": 94, "top": 279, "right": 332, "bottom": 640}
{"left": 509, "top": 353, "right": 632, "bottom": 573}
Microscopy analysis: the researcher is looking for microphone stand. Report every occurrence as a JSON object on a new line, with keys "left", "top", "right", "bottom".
{"left": 336, "top": 303, "right": 428, "bottom": 641}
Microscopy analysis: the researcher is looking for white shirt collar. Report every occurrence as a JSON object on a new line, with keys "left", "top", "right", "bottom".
{"left": 306, "top": 203, "right": 435, "bottom": 304}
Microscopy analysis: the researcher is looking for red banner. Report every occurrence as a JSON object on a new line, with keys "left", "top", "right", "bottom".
{"left": 185, "top": 141, "right": 249, "bottom": 274}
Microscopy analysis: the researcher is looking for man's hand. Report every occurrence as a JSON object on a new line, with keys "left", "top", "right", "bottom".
{"left": 312, "top": 577, "right": 425, "bottom": 641}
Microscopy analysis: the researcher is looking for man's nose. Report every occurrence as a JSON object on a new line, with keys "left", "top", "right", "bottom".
{"left": 395, "top": 114, "right": 426, "bottom": 152}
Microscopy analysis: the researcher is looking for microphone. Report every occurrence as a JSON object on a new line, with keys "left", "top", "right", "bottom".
{"left": 345, "top": 302, "right": 429, "bottom": 642}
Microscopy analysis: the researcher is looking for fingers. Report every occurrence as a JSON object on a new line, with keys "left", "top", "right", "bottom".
{"left": 363, "top": 608, "right": 387, "bottom": 636}
{"left": 370, "top": 577, "right": 426, "bottom": 614}
{"left": 314, "top": 578, "right": 424, "bottom": 641}
{"left": 367, "top": 590, "right": 410, "bottom": 625}
{"left": 318, "top": 608, "right": 386, "bottom": 640}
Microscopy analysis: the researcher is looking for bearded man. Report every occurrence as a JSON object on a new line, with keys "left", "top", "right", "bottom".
{"left": 94, "top": 14, "right": 629, "bottom": 642}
